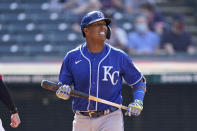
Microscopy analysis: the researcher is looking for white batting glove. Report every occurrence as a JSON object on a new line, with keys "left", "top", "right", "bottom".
{"left": 125, "top": 99, "right": 143, "bottom": 116}
{"left": 56, "top": 85, "right": 71, "bottom": 100}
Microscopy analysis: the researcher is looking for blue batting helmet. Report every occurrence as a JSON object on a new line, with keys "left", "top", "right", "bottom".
{"left": 81, "top": 11, "right": 111, "bottom": 39}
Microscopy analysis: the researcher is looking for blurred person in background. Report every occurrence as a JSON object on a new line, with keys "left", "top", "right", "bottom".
{"left": 100, "top": 0, "right": 124, "bottom": 14}
{"left": 49, "top": 0, "right": 101, "bottom": 15}
{"left": 161, "top": 14, "right": 195, "bottom": 55}
{"left": 72, "top": 15, "right": 84, "bottom": 34}
{"left": 105, "top": 13, "right": 128, "bottom": 53}
{"left": 52, "top": 0, "right": 102, "bottom": 34}
{"left": 72, "top": 0, "right": 101, "bottom": 15}
{"left": 70, "top": 0, "right": 102, "bottom": 33}
{"left": 124, "top": 0, "right": 156, "bottom": 14}
{"left": 0, "top": 75, "right": 21, "bottom": 131}
{"left": 109, "top": 21, "right": 128, "bottom": 53}
{"left": 49, "top": 0, "right": 80, "bottom": 13}
{"left": 140, "top": 2, "right": 165, "bottom": 35}
{"left": 184, "top": 0, "right": 197, "bottom": 18}
{"left": 127, "top": 15, "right": 160, "bottom": 54}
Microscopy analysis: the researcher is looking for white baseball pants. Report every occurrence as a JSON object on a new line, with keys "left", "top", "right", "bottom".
{"left": 73, "top": 109, "right": 124, "bottom": 131}
{"left": 0, "top": 119, "right": 5, "bottom": 131}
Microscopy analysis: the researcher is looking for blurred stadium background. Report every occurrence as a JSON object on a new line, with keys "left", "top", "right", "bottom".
{"left": 0, "top": 0, "right": 197, "bottom": 131}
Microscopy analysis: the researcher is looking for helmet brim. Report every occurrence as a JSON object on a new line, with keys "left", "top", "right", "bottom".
{"left": 85, "top": 18, "right": 111, "bottom": 28}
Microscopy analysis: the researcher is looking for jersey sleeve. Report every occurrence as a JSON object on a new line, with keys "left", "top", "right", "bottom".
{"left": 59, "top": 54, "right": 73, "bottom": 86}
{"left": 121, "top": 53, "right": 142, "bottom": 86}
{"left": 0, "top": 75, "right": 18, "bottom": 114}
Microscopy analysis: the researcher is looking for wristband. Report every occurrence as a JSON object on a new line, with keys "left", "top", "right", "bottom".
{"left": 133, "top": 88, "right": 145, "bottom": 101}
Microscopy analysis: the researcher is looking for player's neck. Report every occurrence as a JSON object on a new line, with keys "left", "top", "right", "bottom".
{"left": 86, "top": 40, "right": 105, "bottom": 53}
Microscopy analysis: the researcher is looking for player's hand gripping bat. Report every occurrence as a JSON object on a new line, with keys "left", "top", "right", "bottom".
{"left": 41, "top": 80, "right": 128, "bottom": 111}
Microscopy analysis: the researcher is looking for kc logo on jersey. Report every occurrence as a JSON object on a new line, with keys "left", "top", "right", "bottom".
{"left": 102, "top": 66, "right": 119, "bottom": 85}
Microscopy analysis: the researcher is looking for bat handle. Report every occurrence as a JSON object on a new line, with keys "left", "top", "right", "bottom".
{"left": 121, "top": 105, "right": 129, "bottom": 111}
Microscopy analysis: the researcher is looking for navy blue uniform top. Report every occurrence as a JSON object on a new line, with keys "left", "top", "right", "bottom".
{"left": 59, "top": 43, "right": 142, "bottom": 111}
{"left": 0, "top": 75, "right": 17, "bottom": 113}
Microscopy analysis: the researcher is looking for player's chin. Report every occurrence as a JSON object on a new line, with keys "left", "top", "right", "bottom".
{"left": 100, "top": 36, "right": 106, "bottom": 41}
{"left": 98, "top": 34, "right": 106, "bottom": 40}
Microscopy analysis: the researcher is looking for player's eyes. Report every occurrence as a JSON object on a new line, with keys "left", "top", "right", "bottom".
{"left": 90, "top": 23, "right": 106, "bottom": 27}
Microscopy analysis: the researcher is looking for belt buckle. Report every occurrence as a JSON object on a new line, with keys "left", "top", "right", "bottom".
{"left": 89, "top": 111, "right": 95, "bottom": 118}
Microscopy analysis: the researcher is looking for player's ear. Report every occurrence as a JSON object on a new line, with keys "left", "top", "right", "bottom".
{"left": 84, "top": 27, "right": 88, "bottom": 33}
{"left": 83, "top": 28, "right": 89, "bottom": 37}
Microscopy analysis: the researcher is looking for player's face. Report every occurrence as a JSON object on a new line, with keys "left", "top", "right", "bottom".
{"left": 85, "top": 20, "right": 107, "bottom": 40}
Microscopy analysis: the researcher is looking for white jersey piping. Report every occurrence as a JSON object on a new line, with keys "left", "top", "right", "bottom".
{"left": 79, "top": 44, "right": 92, "bottom": 111}
{"left": 96, "top": 44, "right": 111, "bottom": 110}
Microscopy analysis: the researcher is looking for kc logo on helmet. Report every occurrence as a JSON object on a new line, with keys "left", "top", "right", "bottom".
{"left": 98, "top": 12, "right": 104, "bottom": 18}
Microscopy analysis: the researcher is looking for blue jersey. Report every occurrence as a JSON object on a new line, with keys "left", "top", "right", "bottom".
{"left": 59, "top": 43, "right": 142, "bottom": 111}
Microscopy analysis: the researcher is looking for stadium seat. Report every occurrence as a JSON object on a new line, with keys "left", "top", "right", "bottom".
{"left": 0, "top": 24, "right": 9, "bottom": 35}
{"left": 28, "top": 13, "right": 51, "bottom": 22}
{"left": 0, "top": 0, "right": 140, "bottom": 58}
{"left": 0, "top": 44, "right": 24, "bottom": 56}
{"left": 45, "top": 32, "right": 68, "bottom": 43}
{"left": 0, "top": 33, "right": 17, "bottom": 44}
{"left": 0, "top": 13, "right": 19, "bottom": 23}
{"left": 22, "top": 44, "right": 59, "bottom": 56}
{"left": 16, "top": 34, "right": 36, "bottom": 43}
{"left": 22, "top": 45, "right": 44, "bottom": 56}
{"left": 19, "top": 0, "right": 45, "bottom": 3}
{"left": 38, "top": 23, "right": 71, "bottom": 32}
{"left": 0, "top": 3, "right": 10, "bottom": 11}
{"left": 0, "top": 2, "right": 23, "bottom": 14}
{"left": 55, "top": 44, "right": 79, "bottom": 55}
{"left": 21, "top": 3, "right": 44, "bottom": 12}
{"left": 122, "top": 22, "right": 133, "bottom": 33}
{"left": 0, "top": 45, "right": 13, "bottom": 56}
{"left": 7, "top": 23, "right": 27, "bottom": 33}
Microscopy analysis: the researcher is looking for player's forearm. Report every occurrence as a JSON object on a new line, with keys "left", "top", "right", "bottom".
{"left": 132, "top": 77, "right": 146, "bottom": 101}
{"left": 133, "top": 87, "right": 146, "bottom": 101}
{"left": 0, "top": 79, "right": 18, "bottom": 114}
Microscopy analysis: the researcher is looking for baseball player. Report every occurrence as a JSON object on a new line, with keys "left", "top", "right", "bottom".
{"left": 0, "top": 75, "right": 21, "bottom": 131}
{"left": 56, "top": 11, "right": 146, "bottom": 131}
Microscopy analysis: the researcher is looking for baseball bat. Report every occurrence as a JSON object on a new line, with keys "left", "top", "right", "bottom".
{"left": 41, "top": 80, "right": 128, "bottom": 111}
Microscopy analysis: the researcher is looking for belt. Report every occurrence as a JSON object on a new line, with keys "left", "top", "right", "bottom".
{"left": 74, "top": 107, "right": 118, "bottom": 118}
